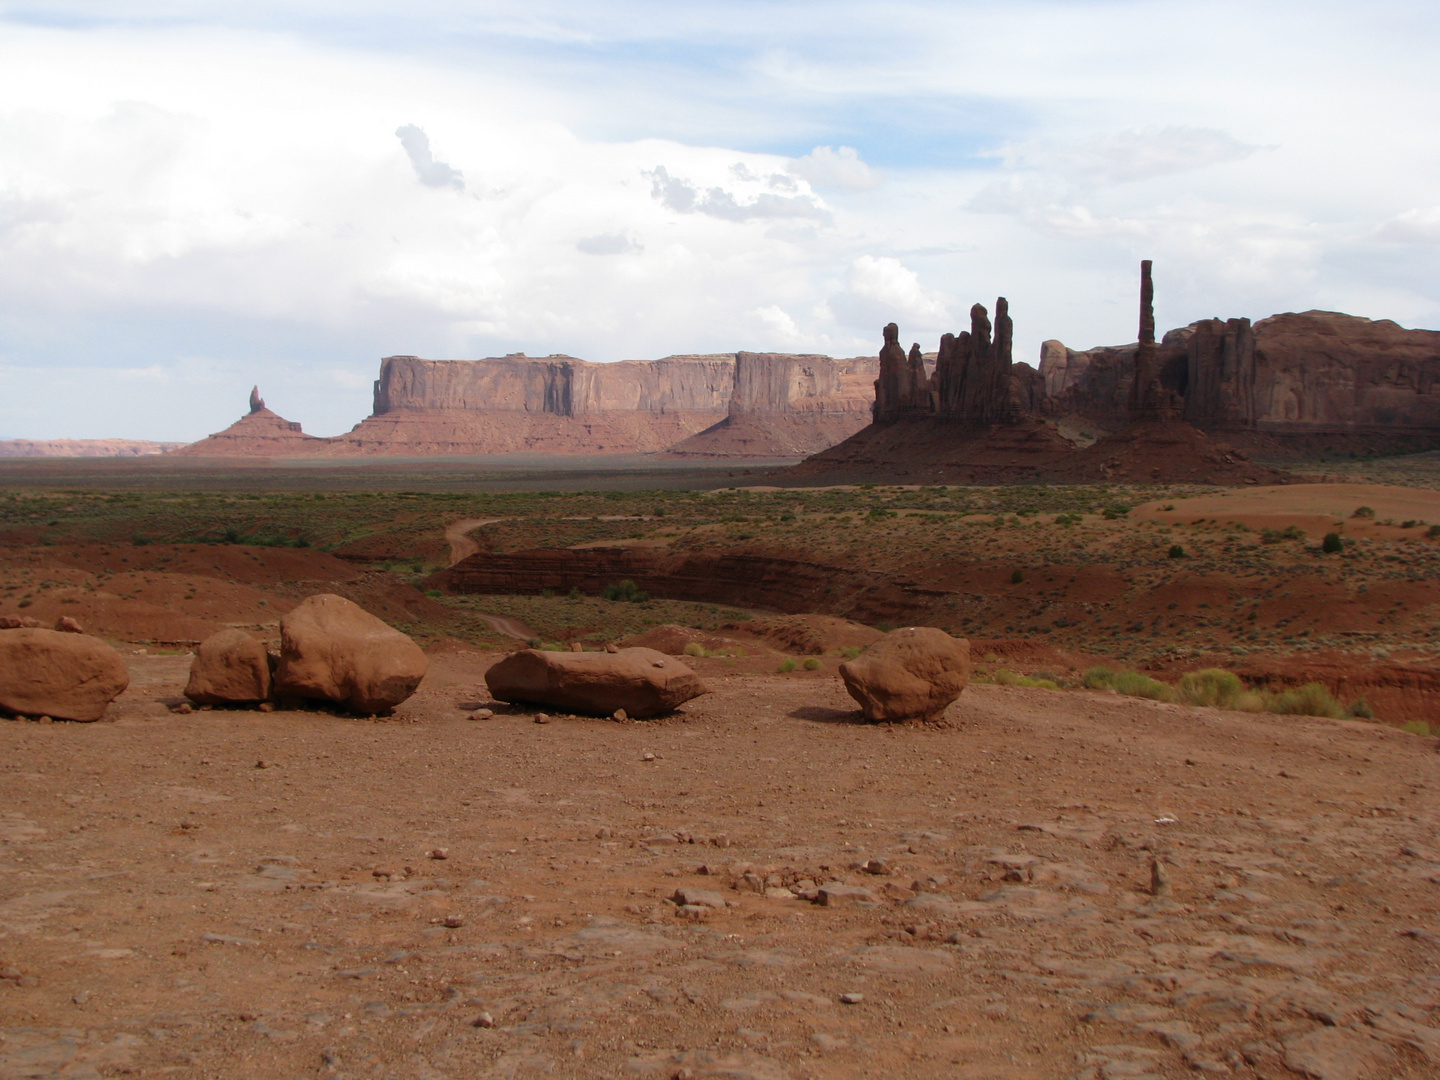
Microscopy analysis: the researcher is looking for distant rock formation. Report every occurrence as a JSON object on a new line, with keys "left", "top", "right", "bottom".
{"left": 323, "top": 353, "right": 735, "bottom": 455}
{"left": 0, "top": 439, "right": 184, "bottom": 458}
{"left": 1041, "top": 266, "right": 1440, "bottom": 454}
{"left": 667, "top": 352, "right": 878, "bottom": 458}
{"left": 173, "top": 389, "right": 322, "bottom": 457}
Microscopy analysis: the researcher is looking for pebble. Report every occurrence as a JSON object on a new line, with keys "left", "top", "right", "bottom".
{"left": 471, "top": 1011, "right": 495, "bottom": 1028}
{"left": 840, "top": 992, "right": 864, "bottom": 1004}
{"left": 534, "top": 713, "right": 551, "bottom": 724}
{"left": 429, "top": 848, "right": 450, "bottom": 860}
{"left": 613, "top": 708, "right": 628, "bottom": 721}
{"left": 468, "top": 709, "right": 493, "bottom": 720}
{"left": 170, "top": 702, "right": 193, "bottom": 714}
{"left": 255, "top": 759, "right": 270, "bottom": 769}
{"left": 861, "top": 858, "right": 890, "bottom": 875}
{"left": 257, "top": 702, "right": 274, "bottom": 713}
{"left": 642, "top": 752, "right": 656, "bottom": 761}
{"left": 443, "top": 915, "right": 465, "bottom": 928}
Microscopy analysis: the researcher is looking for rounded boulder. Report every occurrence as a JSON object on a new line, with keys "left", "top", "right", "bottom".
{"left": 185, "top": 629, "right": 273, "bottom": 705}
{"left": 0, "top": 628, "right": 130, "bottom": 722}
{"left": 838, "top": 626, "right": 970, "bottom": 722}
{"left": 273, "top": 594, "right": 427, "bottom": 714}
{"left": 485, "top": 646, "right": 708, "bottom": 719}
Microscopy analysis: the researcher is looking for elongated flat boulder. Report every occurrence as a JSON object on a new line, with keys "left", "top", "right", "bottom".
{"left": 185, "top": 629, "right": 273, "bottom": 705}
{"left": 485, "top": 647, "right": 707, "bottom": 719}
{"left": 838, "top": 626, "right": 970, "bottom": 722}
{"left": 273, "top": 594, "right": 427, "bottom": 714}
{"left": 0, "top": 628, "right": 130, "bottom": 722}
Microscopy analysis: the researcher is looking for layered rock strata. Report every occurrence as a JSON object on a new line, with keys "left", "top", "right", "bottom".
{"left": 667, "top": 351, "right": 878, "bottom": 458}
{"left": 173, "top": 405, "right": 323, "bottom": 457}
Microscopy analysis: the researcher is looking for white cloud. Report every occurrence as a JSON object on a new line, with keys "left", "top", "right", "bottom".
{"left": 644, "top": 165, "right": 829, "bottom": 222}
{"left": 788, "top": 145, "right": 879, "bottom": 191}
{"left": 576, "top": 232, "right": 641, "bottom": 255}
{"left": 828, "top": 255, "right": 951, "bottom": 336}
{"left": 993, "top": 126, "right": 1260, "bottom": 186}
{"left": 1375, "top": 207, "right": 1440, "bottom": 245}
{"left": 395, "top": 124, "right": 465, "bottom": 190}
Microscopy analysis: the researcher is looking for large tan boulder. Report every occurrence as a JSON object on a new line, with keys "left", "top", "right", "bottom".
{"left": 838, "top": 627, "right": 970, "bottom": 722}
{"left": 0, "top": 628, "right": 130, "bottom": 722}
{"left": 485, "top": 647, "right": 708, "bottom": 719}
{"left": 185, "top": 629, "right": 272, "bottom": 705}
{"left": 273, "top": 594, "right": 427, "bottom": 713}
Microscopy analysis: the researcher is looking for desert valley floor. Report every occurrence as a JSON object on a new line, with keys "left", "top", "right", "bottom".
{"left": 2, "top": 457, "right": 1439, "bottom": 1080}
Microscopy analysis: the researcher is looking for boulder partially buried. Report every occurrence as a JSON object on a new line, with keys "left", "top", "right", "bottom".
{"left": 838, "top": 626, "right": 970, "bottom": 722}
{"left": 273, "top": 594, "right": 427, "bottom": 713}
{"left": 485, "top": 647, "right": 708, "bottom": 719}
{"left": 0, "top": 628, "right": 130, "bottom": 722}
{"left": 185, "top": 629, "right": 273, "bottom": 705}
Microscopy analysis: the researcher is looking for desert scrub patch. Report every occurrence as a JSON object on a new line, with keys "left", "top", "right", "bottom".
{"left": 778, "top": 658, "right": 797, "bottom": 673}
{"left": 992, "top": 668, "right": 1061, "bottom": 690}
{"left": 802, "top": 657, "right": 823, "bottom": 671}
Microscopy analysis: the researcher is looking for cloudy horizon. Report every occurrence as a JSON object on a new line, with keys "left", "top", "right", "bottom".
{"left": 1, "top": 1, "right": 1437, "bottom": 440}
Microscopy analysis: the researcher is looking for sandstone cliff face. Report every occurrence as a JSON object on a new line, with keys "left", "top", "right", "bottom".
{"left": 665, "top": 352, "right": 878, "bottom": 458}
{"left": 372, "top": 354, "right": 735, "bottom": 417}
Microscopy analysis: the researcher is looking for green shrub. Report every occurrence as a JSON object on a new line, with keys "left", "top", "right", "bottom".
{"left": 683, "top": 641, "right": 707, "bottom": 657}
{"left": 132, "top": 534, "right": 151, "bottom": 546}
{"left": 994, "top": 668, "right": 1060, "bottom": 690}
{"left": 1011, "top": 568, "right": 1024, "bottom": 584}
{"left": 1352, "top": 505, "right": 1375, "bottom": 518}
{"left": 1113, "top": 669, "right": 1175, "bottom": 701}
{"left": 1428, "top": 525, "right": 1440, "bottom": 539}
{"left": 802, "top": 657, "right": 822, "bottom": 671}
{"left": 1082, "top": 665, "right": 1118, "bottom": 689}
{"left": 1102, "top": 505, "right": 1132, "bottom": 520}
{"left": 1321, "top": 532, "right": 1343, "bottom": 553}
{"left": 778, "top": 658, "right": 797, "bottom": 673}
{"left": 1167, "top": 544, "right": 1186, "bottom": 559}
{"left": 602, "top": 579, "right": 649, "bottom": 603}
{"left": 1348, "top": 696, "right": 1374, "bottom": 720}
{"left": 568, "top": 587, "right": 584, "bottom": 599}
{"left": 1177, "top": 667, "right": 1245, "bottom": 708}
{"left": 1265, "top": 682, "right": 1346, "bottom": 718}
{"left": 1261, "top": 526, "right": 1305, "bottom": 544}
{"left": 424, "top": 589, "right": 442, "bottom": 598}
{"left": 839, "top": 645, "right": 862, "bottom": 660}
{"left": 1403, "top": 720, "right": 1438, "bottom": 737}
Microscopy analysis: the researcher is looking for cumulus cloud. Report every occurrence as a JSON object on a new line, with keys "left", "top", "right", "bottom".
{"left": 787, "top": 145, "right": 879, "bottom": 191}
{"left": 395, "top": 124, "right": 465, "bottom": 190}
{"left": 828, "top": 255, "right": 950, "bottom": 335}
{"left": 645, "top": 166, "right": 828, "bottom": 222}
{"left": 576, "top": 233, "right": 641, "bottom": 255}
{"left": 993, "top": 126, "right": 1260, "bottom": 186}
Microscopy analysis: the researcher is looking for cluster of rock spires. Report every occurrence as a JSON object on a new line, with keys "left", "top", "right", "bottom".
{"left": 788, "top": 261, "right": 1440, "bottom": 484}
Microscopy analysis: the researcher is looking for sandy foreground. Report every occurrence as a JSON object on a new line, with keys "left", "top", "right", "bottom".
{"left": 2, "top": 649, "right": 1438, "bottom": 1080}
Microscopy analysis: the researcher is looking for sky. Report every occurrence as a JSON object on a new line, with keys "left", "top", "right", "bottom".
{"left": 1, "top": 1, "right": 1438, "bottom": 440}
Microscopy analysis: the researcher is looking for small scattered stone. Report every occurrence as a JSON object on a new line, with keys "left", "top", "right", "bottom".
{"left": 429, "top": 848, "right": 450, "bottom": 860}
{"left": 1151, "top": 857, "right": 1171, "bottom": 897}
{"left": 170, "top": 702, "right": 193, "bottom": 714}
{"left": 569, "top": 642, "right": 583, "bottom": 652}
{"left": 672, "top": 887, "right": 726, "bottom": 909}
{"left": 257, "top": 702, "right": 274, "bottom": 712}
{"left": 534, "top": 713, "right": 551, "bottom": 724}
{"left": 471, "top": 1011, "right": 495, "bottom": 1028}
{"left": 840, "top": 992, "right": 864, "bottom": 1004}
{"left": 443, "top": 915, "right": 464, "bottom": 928}
{"left": 468, "top": 708, "right": 493, "bottom": 720}
{"left": 255, "top": 759, "right": 269, "bottom": 769}
{"left": 642, "top": 751, "right": 655, "bottom": 761}
{"left": 861, "top": 858, "right": 890, "bottom": 875}
{"left": 613, "top": 708, "right": 628, "bottom": 721}
{"left": 54, "top": 615, "right": 84, "bottom": 633}
{"left": 817, "top": 883, "right": 878, "bottom": 906}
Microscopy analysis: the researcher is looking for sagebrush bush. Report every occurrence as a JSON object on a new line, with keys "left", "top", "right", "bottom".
{"left": 802, "top": 657, "right": 822, "bottom": 671}
{"left": 1265, "top": 682, "right": 1347, "bottom": 718}
{"left": 682, "top": 642, "right": 707, "bottom": 657}
{"left": 778, "top": 658, "right": 797, "bottom": 673}
{"left": 1176, "top": 668, "right": 1245, "bottom": 708}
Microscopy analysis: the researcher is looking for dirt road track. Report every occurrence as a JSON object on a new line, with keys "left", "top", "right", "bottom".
{"left": 444, "top": 518, "right": 505, "bottom": 566}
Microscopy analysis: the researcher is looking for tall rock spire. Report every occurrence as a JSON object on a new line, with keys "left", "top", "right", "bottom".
{"left": 249, "top": 386, "right": 265, "bottom": 415}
